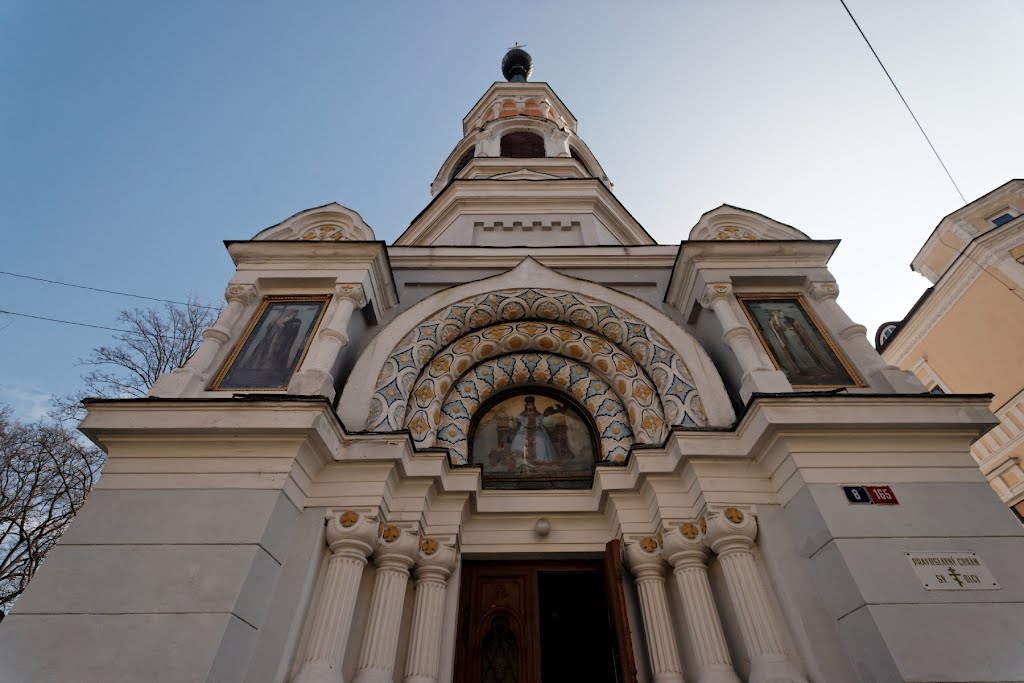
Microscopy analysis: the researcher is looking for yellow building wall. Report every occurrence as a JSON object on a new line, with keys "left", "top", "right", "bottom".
{"left": 908, "top": 273, "right": 1024, "bottom": 408}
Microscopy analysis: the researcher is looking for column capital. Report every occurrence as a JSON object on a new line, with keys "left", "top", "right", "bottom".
{"left": 700, "top": 282, "right": 734, "bottom": 307}
{"left": 624, "top": 535, "right": 667, "bottom": 580}
{"left": 414, "top": 537, "right": 458, "bottom": 582}
{"left": 335, "top": 282, "right": 367, "bottom": 307}
{"left": 806, "top": 280, "right": 839, "bottom": 302}
{"left": 703, "top": 506, "right": 757, "bottom": 555}
{"left": 325, "top": 508, "right": 380, "bottom": 558}
{"left": 661, "top": 520, "right": 710, "bottom": 569}
{"left": 224, "top": 282, "right": 258, "bottom": 304}
{"left": 373, "top": 523, "right": 419, "bottom": 572}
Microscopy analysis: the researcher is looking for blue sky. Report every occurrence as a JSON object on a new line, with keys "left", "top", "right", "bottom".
{"left": 1, "top": 1, "right": 1022, "bottom": 420}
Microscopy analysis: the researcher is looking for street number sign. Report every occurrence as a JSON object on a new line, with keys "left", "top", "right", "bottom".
{"left": 842, "top": 486, "right": 872, "bottom": 504}
{"left": 842, "top": 484, "right": 899, "bottom": 505}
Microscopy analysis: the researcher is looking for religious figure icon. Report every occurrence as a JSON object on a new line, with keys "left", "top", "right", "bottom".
{"left": 471, "top": 392, "right": 596, "bottom": 489}
{"left": 739, "top": 297, "right": 858, "bottom": 387}
{"left": 213, "top": 296, "right": 329, "bottom": 390}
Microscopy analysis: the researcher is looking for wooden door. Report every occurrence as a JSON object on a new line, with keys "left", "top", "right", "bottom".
{"left": 453, "top": 556, "right": 636, "bottom": 683}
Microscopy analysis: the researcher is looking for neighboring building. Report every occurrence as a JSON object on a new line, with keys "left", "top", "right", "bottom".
{"left": 3, "top": 50, "right": 1023, "bottom": 683}
{"left": 879, "top": 179, "right": 1024, "bottom": 520}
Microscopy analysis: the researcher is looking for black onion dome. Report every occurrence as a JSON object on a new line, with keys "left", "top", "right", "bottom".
{"left": 501, "top": 47, "right": 533, "bottom": 82}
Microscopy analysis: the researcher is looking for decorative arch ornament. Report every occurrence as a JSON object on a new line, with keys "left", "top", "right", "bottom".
{"left": 338, "top": 258, "right": 735, "bottom": 433}
{"left": 251, "top": 202, "right": 376, "bottom": 241}
{"left": 431, "top": 352, "right": 633, "bottom": 465}
{"left": 404, "top": 320, "right": 666, "bottom": 450}
{"left": 366, "top": 287, "right": 706, "bottom": 434}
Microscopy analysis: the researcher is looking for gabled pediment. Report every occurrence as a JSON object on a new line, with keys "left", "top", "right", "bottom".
{"left": 688, "top": 205, "right": 810, "bottom": 241}
{"left": 252, "top": 202, "right": 376, "bottom": 241}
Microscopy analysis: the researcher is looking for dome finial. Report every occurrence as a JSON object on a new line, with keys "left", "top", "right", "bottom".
{"left": 502, "top": 44, "right": 533, "bottom": 82}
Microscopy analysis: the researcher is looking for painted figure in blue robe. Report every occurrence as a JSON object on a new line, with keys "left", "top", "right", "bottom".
{"left": 511, "top": 396, "right": 556, "bottom": 464}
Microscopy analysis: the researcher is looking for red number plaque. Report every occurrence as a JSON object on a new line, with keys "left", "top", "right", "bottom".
{"left": 865, "top": 485, "right": 898, "bottom": 505}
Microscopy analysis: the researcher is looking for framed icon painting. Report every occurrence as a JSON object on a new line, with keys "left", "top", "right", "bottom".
{"left": 211, "top": 295, "right": 330, "bottom": 391}
{"left": 470, "top": 389, "right": 599, "bottom": 490}
{"left": 737, "top": 295, "right": 861, "bottom": 388}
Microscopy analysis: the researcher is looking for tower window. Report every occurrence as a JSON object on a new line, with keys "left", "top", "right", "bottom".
{"left": 500, "top": 132, "right": 545, "bottom": 158}
{"left": 451, "top": 148, "right": 475, "bottom": 182}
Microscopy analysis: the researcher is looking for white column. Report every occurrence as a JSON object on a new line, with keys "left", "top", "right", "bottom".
{"left": 352, "top": 524, "right": 420, "bottom": 683}
{"left": 662, "top": 524, "right": 740, "bottom": 683}
{"left": 403, "top": 538, "right": 458, "bottom": 683}
{"left": 704, "top": 508, "right": 806, "bottom": 683}
{"left": 148, "top": 282, "right": 257, "bottom": 396}
{"left": 290, "top": 283, "right": 367, "bottom": 399}
{"left": 293, "top": 510, "right": 380, "bottom": 683}
{"left": 806, "top": 280, "right": 924, "bottom": 393}
{"left": 625, "top": 537, "right": 686, "bottom": 683}
{"left": 700, "top": 283, "right": 789, "bottom": 400}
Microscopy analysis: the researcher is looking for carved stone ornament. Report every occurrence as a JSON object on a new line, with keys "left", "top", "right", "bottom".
{"left": 700, "top": 282, "right": 733, "bottom": 308}
{"left": 224, "top": 283, "right": 257, "bottom": 304}
{"left": 382, "top": 524, "right": 401, "bottom": 543}
{"left": 807, "top": 281, "right": 840, "bottom": 302}
{"left": 699, "top": 516, "right": 707, "bottom": 534}
{"left": 714, "top": 226, "right": 757, "bottom": 241}
{"left": 724, "top": 507, "right": 745, "bottom": 524}
{"left": 335, "top": 283, "right": 368, "bottom": 308}
{"left": 301, "top": 224, "right": 357, "bottom": 241}
{"left": 340, "top": 511, "right": 360, "bottom": 528}
{"left": 640, "top": 536, "right": 659, "bottom": 553}
{"left": 419, "top": 537, "right": 439, "bottom": 556}
{"left": 681, "top": 522, "right": 699, "bottom": 540}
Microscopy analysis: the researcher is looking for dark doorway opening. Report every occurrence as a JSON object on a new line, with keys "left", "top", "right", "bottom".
{"left": 454, "top": 549, "right": 637, "bottom": 683}
{"left": 538, "top": 571, "right": 618, "bottom": 683}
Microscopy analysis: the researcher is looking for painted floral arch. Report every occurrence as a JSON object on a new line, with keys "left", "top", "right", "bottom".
{"left": 433, "top": 352, "right": 634, "bottom": 464}
{"left": 404, "top": 320, "right": 668, "bottom": 450}
{"left": 366, "top": 287, "right": 706, "bottom": 434}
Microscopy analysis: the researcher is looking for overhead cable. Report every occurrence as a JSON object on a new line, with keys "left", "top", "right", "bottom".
{"left": 0, "top": 270, "right": 220, "bottom": 310}
{"left": 838, "top": 0, "right": 967, "bottom": 204}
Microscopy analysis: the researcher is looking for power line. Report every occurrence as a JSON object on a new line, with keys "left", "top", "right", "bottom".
{"left": 838, "top": 0, "right": 967, "bottom": 205}
{"left": 0, "top": 308, "right": 197, "bottom": 342}
{"left": 0, "top": 270, "right": 220, "bottom": 310}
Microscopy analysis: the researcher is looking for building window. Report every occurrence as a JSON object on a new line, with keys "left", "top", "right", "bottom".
{"left": 929, "top": 385, "right": 946, "bottom": 395}
{"left": 500, "top": 132, "right": 545, "bottom": 158}
{"left": 992, "top": 213, "right": 1015, "bottom": 227}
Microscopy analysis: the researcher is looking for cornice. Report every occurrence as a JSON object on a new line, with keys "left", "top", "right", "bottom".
{"left": 225, "top": 240, "right": 398, "bottom": 310}
{"left": 387, "top": 245, "right": 679, "bottom": 270}
{"left": 665, "top": 240, "right": 840, "bottom": 311}
{"left": 394, "top": 178, "right": 655, "bottom": 247}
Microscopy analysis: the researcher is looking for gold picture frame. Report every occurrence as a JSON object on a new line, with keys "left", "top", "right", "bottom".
{"left": 737, "top": 294, "right": 863, "bottom": 389}
{"left": 210, "top": 295, "right": 331, "bottom": 391}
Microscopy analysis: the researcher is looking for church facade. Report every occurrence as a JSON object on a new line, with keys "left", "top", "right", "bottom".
{"left": 3, "top": 50, "right": 1023, "bottom": 683}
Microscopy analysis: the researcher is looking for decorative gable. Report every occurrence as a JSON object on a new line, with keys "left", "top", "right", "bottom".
{"left": 252, "top": 202, "right": 376, "bottom": 241}
{"left": 688, "top": 205, "right": 810, "bottom": 241}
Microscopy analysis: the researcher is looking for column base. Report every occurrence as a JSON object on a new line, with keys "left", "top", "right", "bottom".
{"left": 352, "top": 668, "right": 395, "bottom": 683}
{"left": 748, "top": 655, "right": 807, "bottom": 683}
{"left": 292, "top": 659, "right": 344, "bottom": 683}
{"left": 653, "top": 673, "right": 686, "bottom": 683}
{"left": 289, "top": 369, "right": 336, "bottom": 400}
{"left": 739, "top": 369, "right": 791, "bottom": 402}
{"left": 403, "top": 676, "right": 436, "bottom": 683}
{"left": 696, "top": 664, "right": 742, "bottom": 683}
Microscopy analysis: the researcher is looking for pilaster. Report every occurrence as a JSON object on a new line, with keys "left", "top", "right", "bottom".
{"left": 403, "top": 538, "right": 459, "bottom": 683}
{"left": 703, "top": 508, "right": 805, "bottom": 683}
{"left": 662, "top": 522, "right": 740, "bottom": 683}
{"left": 624, "top": 536, "right": 686, "bottom": 683}
{"left": 351, "top": 523, "right": 420, "bottom": 683}
{"left": 290, "top": 282, "right": 368, "bottom": 399}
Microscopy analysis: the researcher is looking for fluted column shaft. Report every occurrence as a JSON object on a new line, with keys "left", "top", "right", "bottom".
{"left": 625, "top": 540, "right": 685, "bottom": 683}
{"left": 701, "top": 284, "right": 767, "bottom": 372}
{"left": 290, "top": 283, "right": 366, "bottom": 398}
{"left": 663, "top": 525, "right": 740, "bottom": 683}
{"left": 352, "top": 526, "right": 419, "bottom": 683}
{"left": 704, "top": 509, "right": 806, "bottom": 683}
{"left": 293, "top": 510, "right": 379, "bottom": 683}
{"left": 404, "top": 540, "right": 458, "bottom": 683}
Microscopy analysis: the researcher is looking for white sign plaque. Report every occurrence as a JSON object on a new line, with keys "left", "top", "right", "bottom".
{"left": 906, "top": 552, "right": 1000, "bottom": 590}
